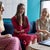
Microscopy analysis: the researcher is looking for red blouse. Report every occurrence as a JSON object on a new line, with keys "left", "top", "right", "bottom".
{"left": 11, "top": 16, "right": 37, "bottom": 47}
{"left": 11, "top": 16, "right": 30, "bottom": 34}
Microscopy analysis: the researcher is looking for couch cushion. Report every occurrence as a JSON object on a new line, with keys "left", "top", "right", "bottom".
{"left": 1, "top": 18, "right": 14, "bottom": 35}
{"left": 2, "top": 19, "right": 37, "bottom": 35}
{"left": 28, "top": 21, "right": 37, "bottom": 34}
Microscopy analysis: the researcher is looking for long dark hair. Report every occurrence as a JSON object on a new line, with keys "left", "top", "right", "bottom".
{"left": 15, "top": 3, "right": 28, "bottom": 28}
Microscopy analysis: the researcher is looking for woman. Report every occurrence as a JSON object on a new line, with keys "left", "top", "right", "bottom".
{"left": 36, "top": 8, "right": 50, "bottom": 42}
{"left": 0, "top": 1, "right": 22, "bottom": 50}
{"left": 12, "top": 3, "right": 37, "bottom": 50}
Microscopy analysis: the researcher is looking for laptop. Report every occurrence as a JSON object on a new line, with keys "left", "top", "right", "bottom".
{"left": 39, "top": 39, "right": 50, "bottom": 47}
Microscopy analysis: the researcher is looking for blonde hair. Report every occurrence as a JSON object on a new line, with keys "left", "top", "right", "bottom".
{"left": 0, "top": 1, "right": 2, "bottom": 20}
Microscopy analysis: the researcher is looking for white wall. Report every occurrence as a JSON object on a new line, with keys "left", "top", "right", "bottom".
{"left": 41, "top": 1, "right": 50, "bottom": 14}
{"left": 0, "top": 0, "right": 27, "bottom": 18}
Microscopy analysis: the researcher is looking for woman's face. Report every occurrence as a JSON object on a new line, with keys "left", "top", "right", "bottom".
{"left": 0, "top": 5, "right": 4, "bottom": 14}
{"left": 42, "top": 9, "right": 48, "bottom": 17}
{"left": 19, "top": 5, "right": 25, "bottom": 15}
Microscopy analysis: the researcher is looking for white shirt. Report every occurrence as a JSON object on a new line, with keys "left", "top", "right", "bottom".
{"left": 0, "top": 19, "right": 5, "bottom": 32}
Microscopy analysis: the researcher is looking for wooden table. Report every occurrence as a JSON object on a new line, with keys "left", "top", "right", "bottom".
{"left": 27, "top": 43, "right": 50, "bottom": 50}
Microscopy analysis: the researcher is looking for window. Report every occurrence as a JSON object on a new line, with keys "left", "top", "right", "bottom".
{"left": 0, "top": 0, "right": 27, "bottom": 18}
{"left": 41, "top": 1, "right": 50, "bottom": 14}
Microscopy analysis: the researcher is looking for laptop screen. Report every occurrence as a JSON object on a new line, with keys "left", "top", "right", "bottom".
{"left": 39, "top": 39, "right": 50, "bottom": 47}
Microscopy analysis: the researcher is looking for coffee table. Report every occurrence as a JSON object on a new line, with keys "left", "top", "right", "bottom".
{"left": 28, "top": 42, "right": 50, "bottom": 50}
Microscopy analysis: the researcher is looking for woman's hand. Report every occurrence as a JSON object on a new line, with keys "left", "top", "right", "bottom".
{"left": 21, "top": 29, "right": 24, "bottom": 33}
{"left": 14, "top": 29, "right": 20, "bottom": 33}
{"left": 0, "top": 34, "right": 12, "bottom": 38}
{"left": 43, "top": 30, "right": 49, "bottom": 34}
{"left": 4, "top": 34, "right": 12, "bottom": 38}
{"left": 14, "top": 29, "right": 24, "bottom": 33}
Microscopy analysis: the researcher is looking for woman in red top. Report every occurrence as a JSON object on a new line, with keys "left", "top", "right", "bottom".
{"left": 12, "top": 3, "right": 37, "bottom": 49}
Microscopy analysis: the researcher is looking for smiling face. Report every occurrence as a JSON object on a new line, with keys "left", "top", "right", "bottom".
{"left": 16, "top": 3, "right": 25, "bottom": 16}
{"left": 19, "top": 5, "right": 25, "bottom": 15}
{"left": 41, "top": 8, "right": 48, "bottom": 19}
